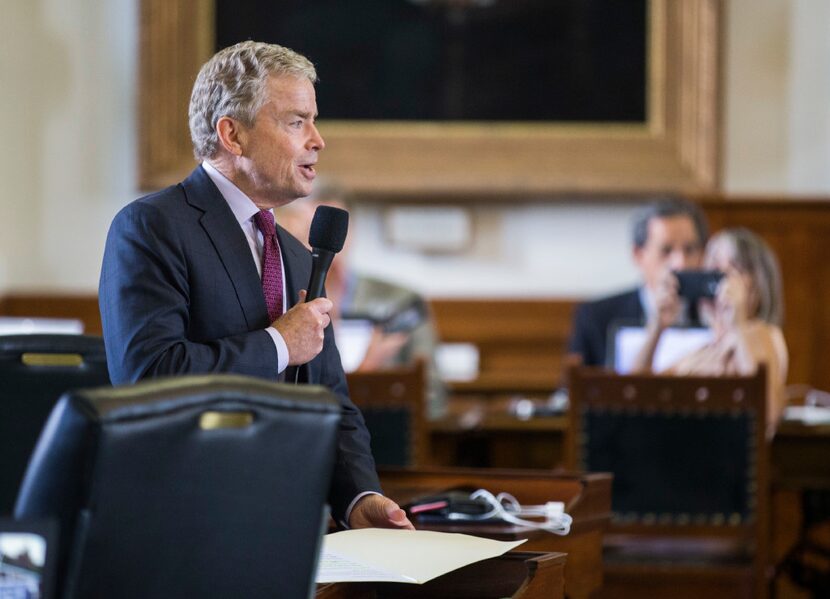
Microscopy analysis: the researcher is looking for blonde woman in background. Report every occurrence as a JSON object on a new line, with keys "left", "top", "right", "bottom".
{"left": 634, "top": 227, "right": 788, "bottom": 430}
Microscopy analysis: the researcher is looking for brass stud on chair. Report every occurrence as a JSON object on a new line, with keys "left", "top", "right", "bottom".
{"left": 21, "top": 353, "right": 84, "bottom": 367}
{"left": 199, "top": 411, "right": 254, "bottom": 430}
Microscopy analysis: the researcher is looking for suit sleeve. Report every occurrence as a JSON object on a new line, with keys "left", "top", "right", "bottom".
{"left": 315, "top": 324, "right": 383, "bottom": 523}
{"left": 568, "top": 302, "right": 604, "bottom": 367}
{"left": 99, "top": 201, "right": 279, "bottom": 384}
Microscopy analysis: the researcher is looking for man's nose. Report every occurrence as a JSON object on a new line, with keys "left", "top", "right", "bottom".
{"left": 668, "top": 250, "right": 691, "bottom": 270}
{"left": 309, "top": 124, "right": 325, "bottom": 151}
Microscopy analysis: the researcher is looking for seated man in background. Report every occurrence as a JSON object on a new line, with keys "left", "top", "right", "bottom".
{"left": 633, "top": 227, "right": 788, "bottom": 430}
{"left": 568, "top": 197, "right": 710, "bottom": 367}
{"left": 276, "top": 182, "right": 447, "bottom": 419}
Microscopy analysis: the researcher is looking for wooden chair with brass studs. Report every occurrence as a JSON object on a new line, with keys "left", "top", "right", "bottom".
{"left": 346, "top": 359, "right": 427, "bottom": 467}
{"left": 566, "top": 366, "right": 770, "bottom": 599}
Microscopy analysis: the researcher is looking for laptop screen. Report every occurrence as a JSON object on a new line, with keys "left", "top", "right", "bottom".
{"left": 0, "top": 519, "right": 58, "bottom": 599}
{"left": 335, "top": 318, "right": 375, "bottom": 373}
{"left": 609, "top": 324, "right": 713, "bottom": 374}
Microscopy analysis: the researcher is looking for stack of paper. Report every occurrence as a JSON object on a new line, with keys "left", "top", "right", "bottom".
{"left": 784, "top": 406, "right": 830, "bottom": 425}
{"left": 315, "top": 529, "right": 526, "bottom": 584}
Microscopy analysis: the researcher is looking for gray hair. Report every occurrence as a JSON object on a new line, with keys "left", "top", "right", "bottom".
{"left": 631, "top": 197, "right": 709, "bottom": 249}
{"left": 189, "top": 41, "right": 317, "bottom": 161}
{"left": 707, "top": 227, "right": 784, "bottom": 326}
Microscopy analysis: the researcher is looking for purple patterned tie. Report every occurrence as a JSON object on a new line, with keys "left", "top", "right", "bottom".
{"left": 253, "top": 209, "right": 284, "bottom": 322}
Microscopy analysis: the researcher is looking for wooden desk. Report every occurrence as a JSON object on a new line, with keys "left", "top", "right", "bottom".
{"left": 378, "top": 467, "right": 611, "bottom": 599}
{"left": 772, "top": 418, "right": 830, "bottom": 490}
{"left": 429, "top": 399, "right": 567, "bottom": 469}
{"left": 770, "top": 416, "right": 830, "bottom": 598}
{"left": 316, "top": 551, "right": 566, "bottom": 599}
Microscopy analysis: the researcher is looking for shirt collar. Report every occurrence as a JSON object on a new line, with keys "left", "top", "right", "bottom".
{"left": 202, "top": 161, "right": 264, "bottom": 226}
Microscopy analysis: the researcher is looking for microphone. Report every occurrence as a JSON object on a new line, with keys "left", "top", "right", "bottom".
{"left": 306, "top": 205, "right": 349, "bottom": 301}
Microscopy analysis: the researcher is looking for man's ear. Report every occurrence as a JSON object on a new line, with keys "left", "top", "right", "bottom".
{"left": 632, "top": 245, "right": 644, "bottom": 268}
{"left": 215, "top": 116, "right": 245, "bottom": 156}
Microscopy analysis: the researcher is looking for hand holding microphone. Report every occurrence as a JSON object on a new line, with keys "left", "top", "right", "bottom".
{"left": 273, "top": 205, "right": 349, "bottom": 365}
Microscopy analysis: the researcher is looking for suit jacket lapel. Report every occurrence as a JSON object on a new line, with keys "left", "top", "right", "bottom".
{"left": 276, "top": 225, "right": 306, "bottom": 310}
{"left": 181, "top": 166, "right": 269, "bottom": 330}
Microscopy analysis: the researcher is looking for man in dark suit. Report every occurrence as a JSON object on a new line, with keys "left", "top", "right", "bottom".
{"left": 568, "top": 197, "right": 709, "bottom": 367}
{"left": 99, "top": 41, "right": 412, "bottom": 530}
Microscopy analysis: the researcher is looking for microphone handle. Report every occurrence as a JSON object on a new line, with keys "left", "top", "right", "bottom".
{"left": 306, "top": 248, "right": 335, "bottom": 301}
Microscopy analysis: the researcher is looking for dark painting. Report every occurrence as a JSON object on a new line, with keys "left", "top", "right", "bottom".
{"left": 216, "top": 0, "right": 647, "bottom": 122}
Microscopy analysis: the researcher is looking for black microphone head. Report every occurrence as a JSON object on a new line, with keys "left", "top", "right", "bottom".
{"left": 309, "top": 205, "right": 349, "bottom": 253}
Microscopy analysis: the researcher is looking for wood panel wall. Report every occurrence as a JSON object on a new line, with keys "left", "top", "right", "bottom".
{"left": 702, "top": 199, "right": 830, "bottom": 390}
{"left": 0, "top": 294, "right": 103, "bottom": 335}
{"left": 430, "top": 298, "right": 576, "bottom": 396}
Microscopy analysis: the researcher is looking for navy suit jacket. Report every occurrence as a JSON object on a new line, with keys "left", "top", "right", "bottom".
{"left": 568, "top": 288, "right": 644, "bottom": 367}
{"left": 99, "top": 166, "right": 381, "bottom": 521}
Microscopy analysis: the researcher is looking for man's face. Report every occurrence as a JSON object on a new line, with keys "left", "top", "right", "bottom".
{"left": 238, "top": 75, "right": 325, "bottom": 208}
{"left": 633, "top": 215, "right": 704, "bottom": 292}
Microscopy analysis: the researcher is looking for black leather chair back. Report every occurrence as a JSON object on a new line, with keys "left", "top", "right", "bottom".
{"left": 14, "top": 375, "right": 340, "bottom": 599}
{"left": 0, "top": 334, "right": 110, "bottom": 514}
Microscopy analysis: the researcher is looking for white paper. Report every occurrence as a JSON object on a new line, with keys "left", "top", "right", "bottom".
{"left": 315, "top": 529, "right": 526, "bottom": 584}
{"left": 783, "top": 405, "right": 830, "bottom": 425}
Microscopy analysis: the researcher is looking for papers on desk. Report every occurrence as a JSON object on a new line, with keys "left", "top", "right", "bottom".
{"left": 315, "top": 529, "right": 525, "bottom": 584}
{"left": 0, "top": 317, "right": 83, "bottom": 335}
{"left": 783, "top": 406, "right": 830, "bottom": 425}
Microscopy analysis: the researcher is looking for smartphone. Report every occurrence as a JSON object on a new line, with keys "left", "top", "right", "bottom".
{"left": 674, "top": 270, "right": 723, "bottom": 299}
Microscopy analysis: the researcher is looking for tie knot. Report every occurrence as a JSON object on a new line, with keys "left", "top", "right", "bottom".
{"left": 253, "top": 209, "right": 275, "bottom": 238}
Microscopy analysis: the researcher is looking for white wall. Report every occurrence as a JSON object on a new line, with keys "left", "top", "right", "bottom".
{"left": 1, "top": 0, "right": 828, "bottom": 299}
{"left": 350, "top": 202, "right": 640, "bottom": 299}
{"left": 0, "top": 0, "right": 136, "bottom": 292}
{"left": 787, "top": 1, "right": 830, "bottom": 192}
{"left": 723, "top": 0, "right": 830, "bottom": 193}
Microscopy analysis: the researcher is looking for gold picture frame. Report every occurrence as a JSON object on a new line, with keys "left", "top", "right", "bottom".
{"left": 138, "top": 0, "right": 720, "bottom": 196}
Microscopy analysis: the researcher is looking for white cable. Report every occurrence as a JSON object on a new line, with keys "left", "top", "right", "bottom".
{"left": 445, "top": 489, "right": 572, "bottom": 535}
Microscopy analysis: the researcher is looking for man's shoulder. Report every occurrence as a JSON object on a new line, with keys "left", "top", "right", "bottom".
{"left": 114, "top": 182, "right": 187, "bottom": 221}
{"left": 117, "top": 166, "right": 212, "bottom": 219}
{"left": 576, "top": 288, "right": 641, "bottom": 319}
{"left": 139, "top": 177, "right": 197, "bottom": 211}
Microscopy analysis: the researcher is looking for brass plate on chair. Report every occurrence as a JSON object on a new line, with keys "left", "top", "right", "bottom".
{"left": 199, "top": 411, "right": 254, "bottom": 430}
{"left": 21, "top": 353, "right": 84, "bottom": 367}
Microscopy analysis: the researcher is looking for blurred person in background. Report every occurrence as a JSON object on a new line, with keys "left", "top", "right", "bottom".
{"left": 633, "top": 227, "right": 788, "bottom": 429}
{"left": 276, "top": 181, "right": 446, "bottom": 419}
{"left": 569, "top": 197, "right": 709, "bottom": 367}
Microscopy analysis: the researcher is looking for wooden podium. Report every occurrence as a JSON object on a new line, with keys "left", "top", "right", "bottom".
{"left": 376, "top": 467, "right": 611, "bottom": 599}
{"left": 316, "top": 551, "right": 566, "bottom": 599}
